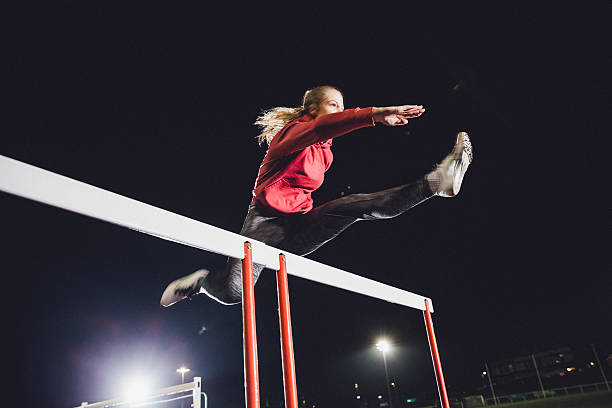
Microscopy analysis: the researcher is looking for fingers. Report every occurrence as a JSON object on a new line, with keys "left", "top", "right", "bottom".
{"left": 385, "top": 116, "right": 409, "bottom": 126}
{"left": 398, "top": 105, "right": 425, "bottom": 115}
{"left": 378, "top": 104, "right": 424, "bottom": 126}
{"left": 397, "top": 111, "right": 423, "bottom": 119}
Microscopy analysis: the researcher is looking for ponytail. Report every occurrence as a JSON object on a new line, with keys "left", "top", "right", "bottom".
{"left": 254, "top": 106, "right": 306, "bottom": 146}
{"left": 253, "top": 85, "right": 342, "bottom": 146}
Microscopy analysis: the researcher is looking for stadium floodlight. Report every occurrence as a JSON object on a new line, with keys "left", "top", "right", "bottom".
{"left": 177, "top": 366, "right": 191, "bottom": 383}
{"left": 177, "top": 367, "right": 190, "bottom": 374}
{"left": 376, "top": 339, "right": 393, "bottom": 408}
{"left": 176, "top": 367, "right": 191, "bottom": 408}
{"left": 376, "top": 339, "right": 391, "bottom": 354}
{"left": 122, "top": 377, "right": 152, "bottom": 402}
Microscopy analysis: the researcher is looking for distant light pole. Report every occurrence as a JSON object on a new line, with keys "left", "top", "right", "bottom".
{"left": 484, "top": 362, "right": 497, "bottom": 405}
{"left": 531, "top": 354, "right": 546, "bottom": 398}
{"left": 376, "top": 339, "right": 393, "bottom": 408}
{"left": 177, "top": 366, "right": 190, "bottom": 383}
{"left": 177, "top": 366, "right": 190, "bottom": 408}
{"left": 591, "top": 344, "right": 611, "bottom": 391}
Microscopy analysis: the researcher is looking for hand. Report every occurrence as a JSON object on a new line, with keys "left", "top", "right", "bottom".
{"left": 373, "top": 105, "right": 425, "bottom": 126}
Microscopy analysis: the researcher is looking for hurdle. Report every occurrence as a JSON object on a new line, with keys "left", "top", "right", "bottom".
{"left": 75, "top": 377, "right": 204, "bottom": 408}
{"left": 0, "top": 154, "right": 450, "bottom": 408}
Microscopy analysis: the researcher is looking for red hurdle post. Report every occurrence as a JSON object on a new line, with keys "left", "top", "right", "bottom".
{"left": 423, "top": 299, "right": 450, "bottom": 408}
{"left": 242, "top": 242, "right": 260, "bottom": 408}
{"left": 276, "top": 254, "right": 299, "bottom": 408}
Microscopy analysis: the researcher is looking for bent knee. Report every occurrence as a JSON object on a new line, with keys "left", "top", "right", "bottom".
{"left": 212, "top": 286, "right": 242, "bottom": 305}
{"left": 202, "top": 281, "right": 242, "bottom": 305}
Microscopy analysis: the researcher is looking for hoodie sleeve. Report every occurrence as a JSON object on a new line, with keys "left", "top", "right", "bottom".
{"left": 267, "top": 107, "right": 375, "bottom": 160}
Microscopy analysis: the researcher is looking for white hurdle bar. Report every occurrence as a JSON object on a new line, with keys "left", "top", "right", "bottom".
{"left": 76, "top": 377, "right": 202, "bottom": 408}
{"left": 0, "top": 154, "right": 433, "bottom": 312}
{"left": 0, "top": 154, "right": 450, "bottom": 408}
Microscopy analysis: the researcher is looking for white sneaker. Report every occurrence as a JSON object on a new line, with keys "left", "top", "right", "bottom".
{"left": 435, "top": 132, "right": 473, "bottom": 197}
{"left": 160, "top": 269, "right": 209, "bottom": 307}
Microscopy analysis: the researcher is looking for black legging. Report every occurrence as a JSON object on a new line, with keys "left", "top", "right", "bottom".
{"left": 202, "top": 177, "right": 434, "bottom": 304}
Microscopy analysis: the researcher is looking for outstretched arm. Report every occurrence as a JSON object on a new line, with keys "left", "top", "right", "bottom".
{"left": 268, "top": 105, "right": 425, "bottom": 159}
{"left": 373, "top": 105, "right": 425, "bottom": 126}
{"left": 269, "top": 107, "right": 376, "bottom": 158}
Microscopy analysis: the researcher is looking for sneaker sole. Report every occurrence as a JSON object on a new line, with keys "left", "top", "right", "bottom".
{"left": 160, "top": 269, "right": 208, "bottom": 307}
{"left": 452, "top": 132, "right": 473, "bottom": 196}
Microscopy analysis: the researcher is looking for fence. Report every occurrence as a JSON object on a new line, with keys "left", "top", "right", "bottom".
{"left": 484, "top": 381, "right": 612, "bottom": 405}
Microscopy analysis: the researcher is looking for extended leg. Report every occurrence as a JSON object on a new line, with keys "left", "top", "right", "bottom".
{"left": 281, "top": 131, "right": 473, "bottom": 255}
{"left": 279, "top": 176, "right": 434, "bottom": 256}
{"left": 271, "top": 131, "right": 473, "bottom": 256}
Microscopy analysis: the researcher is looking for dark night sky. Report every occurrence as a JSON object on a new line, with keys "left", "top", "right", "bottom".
{"left": 2, "top": 3, "right": 610, "bottom": 407}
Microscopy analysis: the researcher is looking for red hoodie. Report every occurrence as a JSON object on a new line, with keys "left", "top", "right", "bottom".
{"left": 251, "top": 107, "right": 375, "bottom": 214}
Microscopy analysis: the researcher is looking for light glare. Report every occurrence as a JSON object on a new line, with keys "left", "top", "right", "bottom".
{"left": 376, "top": 339, "right": 391, "bottom": 353}
{"left": 122, "top": 377, "right": 152, "bottom": 402}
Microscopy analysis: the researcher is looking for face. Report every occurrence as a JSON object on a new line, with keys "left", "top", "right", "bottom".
{"left": 310, "top": 88, "right": 344, "bottom": 118}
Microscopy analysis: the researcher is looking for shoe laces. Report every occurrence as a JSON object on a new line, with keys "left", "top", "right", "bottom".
{"left": 175, "top": 286, "right": 195, "bottom": 297}
{"left": 174, "top": 277, "right": 206, "bottom": 299}
{"left": 461, "top": 135, "right": 473, "bottom": 163}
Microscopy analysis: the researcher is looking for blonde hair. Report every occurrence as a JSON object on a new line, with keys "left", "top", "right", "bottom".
{"left": 254, "top": 85, "right": 342, "bottom": 145}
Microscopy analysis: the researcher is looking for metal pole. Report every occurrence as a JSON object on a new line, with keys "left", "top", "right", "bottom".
{"left": 383, "top": 352, "right": 393, "bottom": 408}
{"left": 276, "top": 254, "right": 299, "bottom": 408}
{"left": 484, "top": 362, "right": 497, "bottom": 406}
{"left": 591, "top": 344, "right": 611, "bottom": 391}
{"left": 242, "top": 242, "right": 260, "bottom": 408}
{"left": 181, "top": 372, "right": 185, "bottom": 408}
{"left": 423, "top": 300, "right": 450, "bottom": 408}
{"left": 531, "top": 354, "right": 546, "bottom": 398}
